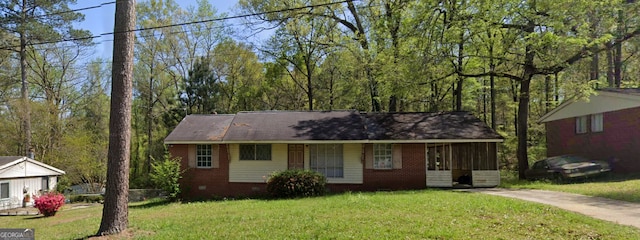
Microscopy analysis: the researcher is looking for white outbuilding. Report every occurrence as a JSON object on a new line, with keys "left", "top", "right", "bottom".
{"left": 0, "top": 156, "right": 65, "bottom": 210}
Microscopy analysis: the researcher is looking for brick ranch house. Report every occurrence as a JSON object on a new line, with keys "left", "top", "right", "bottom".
{"left": 539, "top": 88, "right": 640, "bottom": 173}
{"left": 164, "top": 111, "right": 503, "bottom": 199}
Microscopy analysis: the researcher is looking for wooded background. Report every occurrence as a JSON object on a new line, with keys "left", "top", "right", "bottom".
{"left": 1, "top": 0, "right": 639, "bottom": 186}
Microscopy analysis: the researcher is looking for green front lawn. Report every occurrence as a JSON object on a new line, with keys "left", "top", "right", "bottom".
{"left": 501, "top": 171, "right": 640, "bottom": 203}
{"left": 4, "top": 190, "right": 640, "bottom": 239}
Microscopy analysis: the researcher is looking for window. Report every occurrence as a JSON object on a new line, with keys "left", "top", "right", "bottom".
{"left": 41, "top": 177, "right": 49, "bottom": 192}
{"left": 310, "top": 144, "right": 343, "bottom": 178}
{"left": 196, "top": 145, "right": 212, "bottom": 168}
{"left": 240, "top": 144, "right": 271, "bottom": 160}
{"left": 591, "top": 113, "right": 603, "bottom": 132}
{"left": 0, "top": 182, "right": 8, "bottom": 199}
{"left": 374, "top": 143, "right": 392, "bottom": 169}
{"left": 575, "top": 116, "right": 587, "bottom": 134}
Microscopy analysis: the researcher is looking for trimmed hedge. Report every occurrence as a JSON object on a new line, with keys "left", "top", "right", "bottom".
{"left": 68, "top": 194, "right": 104, "bottom": 203}
{"left": 266, "top": 169, "right": 326, "bottom": 198}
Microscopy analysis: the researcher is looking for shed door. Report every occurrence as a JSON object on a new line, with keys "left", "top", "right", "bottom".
{"left": 288, "top": 144, "right": 304, "bottom": 169}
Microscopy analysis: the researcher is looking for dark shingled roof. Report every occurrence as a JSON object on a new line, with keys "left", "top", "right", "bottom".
{"left": 164, "top": 111, "right": 503, "bottom": 143}
{"left": 365, "top": 112, "right": 502, "bottom": 140}
{"left": 164, "top": 114, "right": 235, "bottom": 142}
{"left": 224, "top": 111, "right": 366, "bottom": 141}
{"left": 0, "top": 156, "right": 23, "bottom": 167}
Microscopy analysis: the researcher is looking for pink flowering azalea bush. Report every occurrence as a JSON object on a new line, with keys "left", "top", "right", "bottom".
{"left": 34, "top": 192, "right": 65, "bottom": 217}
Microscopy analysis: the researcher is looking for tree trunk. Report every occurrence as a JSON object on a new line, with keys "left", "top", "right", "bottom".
{"left": 455, "top": 32, "right": 465, "bottom": 111}
{"left": 517, "top": 42, "right": 535, "bottom": 179}
{"left": 517, "top": 76, "right": 531, "bottom": 179}
{"left": 606, "top": 42, "right": 614, "bottom": 86}
{"left": 97, "top": 0, "right": 136, "bottom": 236}
{"left": 306, "top": 58, "right": 313, "bottom": 111}
{"left": 146, "top": 74, "right": 154, "bottom": 176}
{"left": 614, "top": 9, "right": 623, "bottom": 88}
{"left": 19, "top": 0, "right": 31, "bottom": 156}
{"left": 544, "top": 75, "right": 550, "bottom": 112}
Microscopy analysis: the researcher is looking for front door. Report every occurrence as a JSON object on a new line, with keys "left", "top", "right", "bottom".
{"left": 288, "top": 144, "right": 304, "bottom": 169}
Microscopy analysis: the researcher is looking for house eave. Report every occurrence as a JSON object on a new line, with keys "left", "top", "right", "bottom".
{"left": 165, "top": 139, "right": 504, "bottom": 145}
{"left": 539, "top": 90, "right": 640, "bottom": 123}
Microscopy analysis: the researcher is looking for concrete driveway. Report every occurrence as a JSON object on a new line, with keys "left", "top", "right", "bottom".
{"left": 466, "top": 188, "right": 640, "bottom": 229}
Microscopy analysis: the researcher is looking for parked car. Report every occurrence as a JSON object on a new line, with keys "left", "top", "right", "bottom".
{"left": 525, "top": 155, "right": 611, "bottom": 181}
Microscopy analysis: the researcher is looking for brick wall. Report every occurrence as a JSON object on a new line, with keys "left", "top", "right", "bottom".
{"left": 362, "top": 143, "right": 426, "bottom": 191}
{"left": 546, "top": 107, "right": 640, "bottom": 173}
{"left": 169, "top": 144, "right": 266, "bottom": 199}
{"left": 170, "top": 143, "right": 431, "bottom": 198}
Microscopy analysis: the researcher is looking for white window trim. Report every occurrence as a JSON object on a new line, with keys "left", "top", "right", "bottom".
{"left": 310, "top": 144, "right": 344, "bottom": 178}
{"left": 591, "top": 113, "right": 603, "bottom": 132}
{"left": 576, "top": 116, "right": 587, "bottom": 134}
{"left": 196, "top": 144, "right": 212, "bottom": 168}
{"left": 373, "top": 143, "right": 393, "bottom": 170}
{"left": 0, "top": 181, "right": 9, "bottom": 200}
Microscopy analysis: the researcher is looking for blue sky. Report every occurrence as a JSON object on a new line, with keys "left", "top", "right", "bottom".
{"left": 71, "top": 0, "right": 239, "bottom": 60}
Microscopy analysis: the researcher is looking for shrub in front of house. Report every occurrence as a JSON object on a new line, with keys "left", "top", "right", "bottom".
{"left": 34, "top": 192, "right": 65, "bottom": 217}
{"left": 266, "top": 169, "right": 326, "bottom": 198}
{"left": 150, "top": 154, "right": 184, "bottom": 201}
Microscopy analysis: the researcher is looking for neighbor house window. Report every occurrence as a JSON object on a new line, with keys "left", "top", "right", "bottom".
{"left": 0, "top": 182, "right": 8, "bottom": 199}
{"left": 310, "top": 144, "right": 343, "bottom": 178}
{"left": 240, "top": 144, "right": 271, "bottom": 160}
{"left": 41, "top": 177, "right": 49, "bottom": 192}
{"left": 575, "top": 116, "right": 587, "bottom": 134}
{"left": 591, "top": 113, "right": 603, "bottom": 132}
{"left": 374, "top": 143, "right": 393, "bottom": 169}
{"left": 196, "top": 144, "right": 212, "bottom": 168}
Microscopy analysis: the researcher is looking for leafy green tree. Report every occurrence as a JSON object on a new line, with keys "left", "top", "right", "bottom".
{"left": 150, "top": 153, "right": 183, "bottom": 201}
{"left": 182, "top": 57, "right": 221, "bottom": 114}
{"left": 0, "top": 0, "right": 91, "bottom": 155}
{"left": 210, "top": 40, "right": 265, "bottom": 112}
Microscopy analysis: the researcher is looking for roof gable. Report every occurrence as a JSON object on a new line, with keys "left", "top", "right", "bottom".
{"left": 539, "top": 89, "right": 640, "bottom": 123}
{"left": 0, "top": 156, "right": 65, "bottom": 179}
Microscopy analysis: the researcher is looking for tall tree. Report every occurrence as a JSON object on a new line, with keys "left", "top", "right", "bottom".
{"left": 210, "top": 40, "right": 265, "bottom": 112}
{"left": 134, "top": 0, "right": 181, "bottom": 179}
{"left": 0, "top": 0, "right": 91, "bottom": 156}
{"left": 239, "top": 0, "right": 383, "bottom": 111}
{"left": 181, "top": 57, "right": 220, "bottom": 114}
{"left": 98, "top": 0, "right": 136, "bottom": 236}
{"left": 457, "top": 0, "right": 640, "bottom": 179}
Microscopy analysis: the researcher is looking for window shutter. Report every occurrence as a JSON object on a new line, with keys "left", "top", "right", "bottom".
{"left": 392, "top": 144, "right": 403, "bottom": 169}
{"left": 188, "top": 145, "right": 196, "bottom": 168}
{"left": 212, "top": 144, "right": 220, "bottom": 168}
{"left": 364, "top": 144, "right": 373, "bottom": 169}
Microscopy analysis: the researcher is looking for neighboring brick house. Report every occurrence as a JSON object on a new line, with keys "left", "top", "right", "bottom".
{"left": 164, "top": 111, "right": 503, "bottom": 199}
{"left": 539, "top": 88, "right": 640, "bottom": 173}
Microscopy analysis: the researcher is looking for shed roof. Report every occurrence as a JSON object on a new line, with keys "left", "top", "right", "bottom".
{"left": 165, "top": 111, "right": 502, "bottom": 144}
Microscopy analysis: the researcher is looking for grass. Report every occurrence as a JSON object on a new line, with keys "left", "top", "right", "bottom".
{"left": 500, "top": 171, "right": 640, "bottom": 203}
{"left": 3, "top": 190, "right": 640, "bottom": 239}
